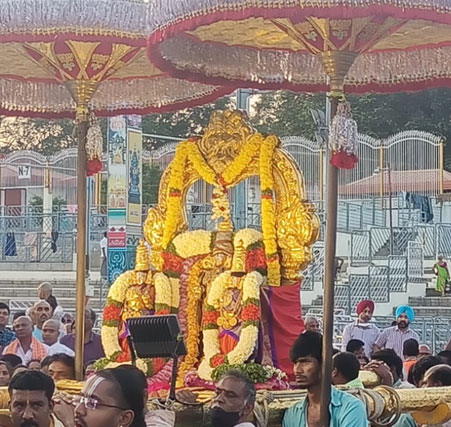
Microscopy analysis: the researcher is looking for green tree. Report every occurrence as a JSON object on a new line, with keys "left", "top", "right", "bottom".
{"left": 251, "top": 89, "right": 451, "bottom": 170}
{"left": 142, "top": 96, "right": 233, "bottom": 150}
{"left": 251, "top": 91, "right": 325, "bottom": 139}
{"left": 0, "top": 117, "right": 76, "bottom": 155}
{"left": 142, "top": 163, "right": 162, "bottom": 205}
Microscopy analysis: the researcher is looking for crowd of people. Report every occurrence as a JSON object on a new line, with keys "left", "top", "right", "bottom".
{"left": 298, "top": 300, "right": 451, "bottom": 426}
{"left": 0, "top": 282, "right": 104, "bottom": 388}
{"left": 1, "top": 284, "right": 451, "bottom": 427}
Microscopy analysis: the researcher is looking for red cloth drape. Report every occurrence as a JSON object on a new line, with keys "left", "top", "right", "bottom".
{"left": 260, "top": 283, "right": 304, "bottom": 380}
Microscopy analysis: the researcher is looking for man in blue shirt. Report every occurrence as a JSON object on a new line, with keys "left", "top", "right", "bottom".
{"left": 283, "top": 331, "right": 368, "bottom": 427}
{"left": 0, "top": 303, "right": 14, "bottom": 351}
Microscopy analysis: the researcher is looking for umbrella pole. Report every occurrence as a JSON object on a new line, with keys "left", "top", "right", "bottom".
{"left": 319, "top": 96, "right": 339, "bottom": 425}
{"left": 75, "top": 118, "right": 88, "bottom": 380}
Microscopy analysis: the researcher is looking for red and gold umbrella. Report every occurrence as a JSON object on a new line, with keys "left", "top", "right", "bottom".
{"left": 147, "top": 0, "right": 451, "bottom": 420}
{"left": 0, "top": 0, "right": 230, "bottom": 379}
{"left": 148, "top": 0, "right": 451, "bottom": 94}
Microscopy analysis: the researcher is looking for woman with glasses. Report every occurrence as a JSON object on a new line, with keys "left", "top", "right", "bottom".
{"left": 54, "top": 365, "right": 146, "bottom": 427}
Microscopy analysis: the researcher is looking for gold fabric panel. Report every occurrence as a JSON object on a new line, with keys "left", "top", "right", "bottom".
{"left": 189, "top": 17, "right": 451, "bottom": 52}
{"left": 0, "top": 44, "right": 51, "bottom": 79}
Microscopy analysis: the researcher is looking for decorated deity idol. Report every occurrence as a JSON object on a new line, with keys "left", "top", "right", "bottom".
{"left": 198, "top": 233, "right": 266, "bottom": 380}
{"left": 101, "top": 110, "right": 320, "bottom": 388}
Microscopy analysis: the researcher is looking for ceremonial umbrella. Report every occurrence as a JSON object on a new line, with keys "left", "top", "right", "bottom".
{"left": 147, "top": 0, "right": 451, "bottom": 421}
{"left": 0, "top": 0, "right": 230, "bottom": 379}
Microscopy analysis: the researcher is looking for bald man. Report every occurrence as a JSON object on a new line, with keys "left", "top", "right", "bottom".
{"left": 3, "top": 316, "right": 48, "bottom": 364}
{"left": 31, "top": 301, "right": 52, "bottom": 342}
{"left": 42, "top": 320, "right": 74, "bottom": 357}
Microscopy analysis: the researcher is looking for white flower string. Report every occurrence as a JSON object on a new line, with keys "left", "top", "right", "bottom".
{"left": 328, "top": 101, "right": 359, "bottom": 170}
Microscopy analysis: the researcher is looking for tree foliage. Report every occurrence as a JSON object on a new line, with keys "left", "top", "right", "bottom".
{"left": 142, "top": 96, "right": 233, "bottom": 150}
{"left": 251, "top": 89, "right": 451, "bottom": 170}
{"left": 142, "top": 163, "right": 162, "bottom": 205}
{"left": 1, "top": 88, "right": 450, "bottom": 170}
{"left": 251, "top": 91, "right": 325, "bottom": 139}
{"left": 0, "top": 117, "right": 76, "bottom": 155}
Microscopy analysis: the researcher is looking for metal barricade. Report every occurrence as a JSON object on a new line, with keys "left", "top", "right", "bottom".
{"left": 407, "top": 241, "right": 424, "bottom": 280}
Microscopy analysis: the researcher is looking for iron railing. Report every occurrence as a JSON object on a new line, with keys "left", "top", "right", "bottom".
{"left": 302, "top": 242, "right": 325, "bottom": 291}
{"left": 0, "top": 231, "right": 74, "bottom": 263}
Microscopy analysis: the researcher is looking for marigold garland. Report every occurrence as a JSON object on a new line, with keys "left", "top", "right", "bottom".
{"left": 259, "top": 136, "right": 281, "bottom": 286}
{"left": 177, "top": 256, "right": 213, "bottom": 381}
{"left": 161, "top": 141, "right": 188, "bottom": 249}
{"left": 101, "top": 271, "right": 135, "bottom": 359}
{"left": 169, "top": 277, "right": 180, "bottom": 314}
{"left": 161, "top": 136, "right": 263, "bottom": 248}
{"left": 220, "top": 134, "right": 261, "bottom": 185}
{"left": 186, "top": 141, "right": 217, "bottom": 185}
{"left": 154, "top": 272, "right": 173, "bottom": 314}
{"left": 198, "top": 271, "right": 263, "bottom": 380}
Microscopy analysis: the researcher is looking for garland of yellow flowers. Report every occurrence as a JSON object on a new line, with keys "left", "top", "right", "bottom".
{"left": 162, "top": 141, "right": 188, "bottom": 249}
{"left": 177, "top": 256, "right": 210, "bottom": 381}
{"left": 101, "top": 271, "right": 174, "bottom": 361}
{"left": 161, "top": 137, "right": 260, "bottom": 249}
{"left": 161, "top": 135, "right": 281, "bottom": 285}
{"left": 259, "top": 136, "right": 281, "bottom": 286}
{"left": 198, "top": 271, "right": 263, "bottom": 380}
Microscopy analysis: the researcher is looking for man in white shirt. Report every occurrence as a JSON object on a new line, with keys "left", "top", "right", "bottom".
{"left": 42, "top": 319, "right": 74, "bottom": 357}
{"left": 3, "top": 316, "right": 49, "bottom": 364}
{"left": 210, "top": 369, "right": 256, "bottom": 427}
{"left": 341, "top": 299, "right": 380, "bottom": 359}
{"left": 31, "top": 300, "right": 53, "bottom": 342}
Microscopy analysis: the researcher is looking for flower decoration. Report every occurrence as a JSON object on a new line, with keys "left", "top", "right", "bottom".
{"left": 101, "top": 271, "right": 136, "bottom": 359}
{"left": 329, "top": 101, "right": 358, "bottom": 170}
{"left": 198, "top": 271, "right": 264, "bottom": 380}
{"left": 154, "top": 272, "right": 173, "bottom": 314}
{"left": 169, "top": 277, "right": 180, "bottom": 314}
{"left": 259, "top": 136, "right": 281, "bottom": 286}
{"left": 161, "top": 141, "right": 188, "bottom": 249}
{"left": 171, "top": 230, "right": 213, "bottom": 259}
{"left": 177, "top": 255, "right": 214, "bottom": 380}
{"left": 86, "top": 114, "right": 103, "bottom": 176}
{"left": 162, "top": 251, "right": 184, "bottom": 278}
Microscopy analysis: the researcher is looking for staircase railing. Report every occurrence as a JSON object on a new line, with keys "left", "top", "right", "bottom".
{"left": 350, "top": 230, "right": 371, "bottom": 266}
{"left": 437, "top": 224, "right": 451, "bottom": 257}
{"left": 388, "top": 255, "right": 408, "bottom": 292}
{"left": 407, "top": 241, "right": 424, "bottom": 281}
{"left": 302, "top": 242, "right": 325, "bottom": 291}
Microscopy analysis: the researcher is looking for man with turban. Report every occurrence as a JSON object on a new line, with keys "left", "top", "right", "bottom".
{"left": 374, "top": 305, "right": 420, "bottom": 359}
{"left": 341, "top": 300, "right": 380, "bottom": 359}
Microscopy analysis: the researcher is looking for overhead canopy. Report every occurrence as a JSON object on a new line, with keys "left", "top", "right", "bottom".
{"left": 147, "top": 0, "right": 451, "bottom": 93}
{"left": 0, "top": 0, "right": 231, "bottom": 119}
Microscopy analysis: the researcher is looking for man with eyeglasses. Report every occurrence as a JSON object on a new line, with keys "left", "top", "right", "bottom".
{"left": 60, "top": 308, "right": 104, "bottom": 366}
{"left": 8, "top": 369, "right": 64, "bottom": 427}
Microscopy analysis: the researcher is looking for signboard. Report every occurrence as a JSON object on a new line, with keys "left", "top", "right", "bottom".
{"left": 18, "top": 165, "right": 31, "bottom": 179}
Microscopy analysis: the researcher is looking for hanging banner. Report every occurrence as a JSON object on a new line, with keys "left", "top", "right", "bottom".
{"left": 107, "top": 116, "right": 127, "bottom": 210}
{"left": 107, "top": 115, "right": 143, "bottom": 284}
{"left": 127, "top": 116, "right": 142, "bottom": 226}
{"left": 107, "top": 115, "right": 127, "bottom": 284}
